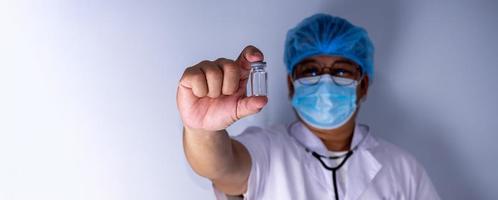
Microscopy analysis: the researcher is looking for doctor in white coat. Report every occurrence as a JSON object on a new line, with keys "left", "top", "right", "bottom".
{"left": 177, "top": 13, "right": 440, "bottom": 200}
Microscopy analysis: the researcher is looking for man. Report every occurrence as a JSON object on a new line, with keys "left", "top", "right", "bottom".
{"left": 177, "top": 14, "right": 440, "bottom": 200}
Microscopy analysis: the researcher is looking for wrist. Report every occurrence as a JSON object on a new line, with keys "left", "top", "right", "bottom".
{"left": 184, "top": 125, "right": 225, "bottom": 135}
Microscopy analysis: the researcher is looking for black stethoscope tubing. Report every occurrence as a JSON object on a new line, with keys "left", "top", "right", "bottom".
{"left": 309, "top": 148, "right": 353, "bottom": 200}
{"left": 288, "top": 121, "right": 369, "bottom": 200}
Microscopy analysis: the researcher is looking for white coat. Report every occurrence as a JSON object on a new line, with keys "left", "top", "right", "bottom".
{"left": 214, "top": 121, "right": 440, "bottom": 200}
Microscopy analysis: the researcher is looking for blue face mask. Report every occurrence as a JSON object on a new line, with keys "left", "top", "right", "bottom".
{"left": 291, "top": 75, "right": 358, "bottom": 130}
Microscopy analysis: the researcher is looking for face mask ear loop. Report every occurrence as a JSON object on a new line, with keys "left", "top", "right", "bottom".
{"left": 355, "top": 75, "right": 367, "bottom": 104}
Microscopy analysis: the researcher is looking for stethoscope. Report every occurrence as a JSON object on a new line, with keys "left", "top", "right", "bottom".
{"left": 288, "top": 121, "right": 369, "bottom": 200}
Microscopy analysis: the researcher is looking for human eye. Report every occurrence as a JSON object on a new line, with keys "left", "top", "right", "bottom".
{"left": 331, "top": 68, "right": 354, "bottom": 79}
{"left": 332, "top": 62, "right": 358, "bottom": 79}
{"left": 301, "top": 66, "right": 319, "bottom": 76}
{"left": 296, "top": 62, "right": 320, "bottom": 78}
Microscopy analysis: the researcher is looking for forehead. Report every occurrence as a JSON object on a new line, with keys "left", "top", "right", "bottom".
{"left": 300, "top": 55, "right": 354, "bottom": 64}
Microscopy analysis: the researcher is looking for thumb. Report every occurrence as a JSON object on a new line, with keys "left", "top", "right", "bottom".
{"left": 235, "top": 45, "right": 265, "bottom": 72}
{"left": 236, "top": 96, "right": 268, "bottom": 119}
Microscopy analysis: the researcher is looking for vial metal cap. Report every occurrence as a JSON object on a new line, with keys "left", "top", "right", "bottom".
{"left": 250, "top": 61, "right": 266, "bottom": 69}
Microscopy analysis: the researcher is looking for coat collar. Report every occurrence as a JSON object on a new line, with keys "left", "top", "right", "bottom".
{"left": 289, "top": 121, "right": 382, "bottom": 200}
{"left": 288, "top": 121, "right": 378, "bottom": 153}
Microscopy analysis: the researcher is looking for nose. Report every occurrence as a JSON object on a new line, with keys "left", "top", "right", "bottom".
{"left": 321, "top": 65, "right": 334, "bottom": 75}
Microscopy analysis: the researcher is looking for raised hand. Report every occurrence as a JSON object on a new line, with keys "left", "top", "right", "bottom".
{"left": 177, "top": 45, "right": 268, "bottom": 131}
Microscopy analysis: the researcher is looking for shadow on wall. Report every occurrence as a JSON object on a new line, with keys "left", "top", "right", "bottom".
{"left": 314, "top": 0, "right": 485, "bottom": 199}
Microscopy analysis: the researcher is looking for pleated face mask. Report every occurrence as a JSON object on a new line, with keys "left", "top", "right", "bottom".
{"left": 291, "top": 75, "right": 358, "bottom": 130}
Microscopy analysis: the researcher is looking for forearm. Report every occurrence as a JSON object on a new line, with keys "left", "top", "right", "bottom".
{"left": 183, "top": 127, "right": 237, "bottom": 180}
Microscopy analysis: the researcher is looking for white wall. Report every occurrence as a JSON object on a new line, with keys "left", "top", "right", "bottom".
{"left": 1, "top": 0, "right": 496, "bottom": 199}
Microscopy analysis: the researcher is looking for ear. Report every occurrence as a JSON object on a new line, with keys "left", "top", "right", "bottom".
{"left": 287, "top": 75, "right": 294, "bottom": 99}
{"left": 357, "top": 75, "right": 370, "bottom": 102}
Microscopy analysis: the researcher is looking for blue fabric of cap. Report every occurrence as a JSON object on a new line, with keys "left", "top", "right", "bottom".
{"left": 284, "top": 13, "right": 375, "bottom": 83}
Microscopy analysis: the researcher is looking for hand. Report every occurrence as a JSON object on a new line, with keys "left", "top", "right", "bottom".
{"left": 177, "top": 45, "right": 268, "bottom": 131}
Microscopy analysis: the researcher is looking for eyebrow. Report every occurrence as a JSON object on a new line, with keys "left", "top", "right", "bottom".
{"left": 298, "top": 58, "right": 317, "bottom": 64}
{"left": 297, "top": 58, "right": 356, "bottom": 66}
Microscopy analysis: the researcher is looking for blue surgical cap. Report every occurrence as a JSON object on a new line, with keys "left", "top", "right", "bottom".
{"left": 284, "top": 13, "right": 375, "bottom": 83}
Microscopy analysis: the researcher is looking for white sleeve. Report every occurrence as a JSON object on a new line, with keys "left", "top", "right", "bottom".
{"left": 414, "top": 168, "right": 441, "bottom": 200}
{"left": 403, "top": 153, "right": 440, "bottom": 200}
{"left": 211, "top": 126, "right": 271, "bottom": 200}
{"left": 213, "top": 126, "right": 271, "bottom": 200}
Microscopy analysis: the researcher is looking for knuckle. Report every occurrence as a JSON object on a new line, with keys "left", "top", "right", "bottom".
{"left": 192, "top": 72, "right": 206, "bottom": 83}
{"left": 215, "top": 57, "right": 230, "bottom": 63}
{"left": 182, "top": 66, "right": 194, "bottom": 76}
{"left": 180, "top": 66, "right": 199, "bottom": 84}
{"left": 222, "top": 66, "right": 240, "bottom": 78}
{"left": 222, "top": 61, "right": 238, "bottom": 71}
{"left": 198, "top": 60, "right": 211, "bottom": 66}
{"left": 217, "top": 58, "right": 237, "bottom": 70}
{"left": 204, "top": 67, "right": 222, "bottom": 80}
{"left": 190, "top": 72, "right": 204, "bottom": 81}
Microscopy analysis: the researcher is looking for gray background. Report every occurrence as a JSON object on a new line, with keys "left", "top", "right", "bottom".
{"left": 1, "top": 0, "right": 497, "bottom": 199}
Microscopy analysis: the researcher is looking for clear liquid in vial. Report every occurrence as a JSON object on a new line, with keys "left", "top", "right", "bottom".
{"left": 249, "top": 61, "right": 267, "bottom": 96}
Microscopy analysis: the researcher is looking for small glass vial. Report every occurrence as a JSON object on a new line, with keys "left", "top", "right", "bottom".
{"left": 248, "top": 61, "right": 267, "bottom": 96}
